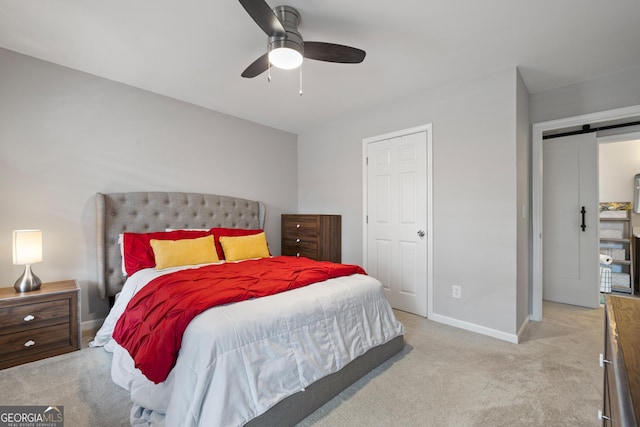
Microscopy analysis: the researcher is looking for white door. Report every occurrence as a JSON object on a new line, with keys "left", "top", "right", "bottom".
{"left": 366, "top": 130, "right": 428, "bottom": 316}
{"left": 543, "top": 133, "right": 600, "bottom": 308}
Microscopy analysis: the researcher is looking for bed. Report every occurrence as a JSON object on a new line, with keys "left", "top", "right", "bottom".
{"left": 91, "top": 191, "right": 405, "bottom": 427}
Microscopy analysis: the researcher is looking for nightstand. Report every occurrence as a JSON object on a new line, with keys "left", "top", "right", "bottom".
{"left": 0, "top": 280, "right": 80, "bottom": 369}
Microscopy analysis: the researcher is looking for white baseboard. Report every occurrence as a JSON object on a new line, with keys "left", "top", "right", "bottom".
{"left": 429, "top": 313, "right": 520, "bottom": 344}
{"left": 516, "top": 315, "right": 531, "bottom": 343}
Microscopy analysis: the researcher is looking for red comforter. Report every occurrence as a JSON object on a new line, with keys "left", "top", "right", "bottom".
{"left": 112, "top": 256, "right": 366, "bottom": 383}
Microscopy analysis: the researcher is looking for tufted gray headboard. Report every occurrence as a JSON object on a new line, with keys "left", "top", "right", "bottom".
{"left": 96, "top": 192, "right": 266, "bottom": 299}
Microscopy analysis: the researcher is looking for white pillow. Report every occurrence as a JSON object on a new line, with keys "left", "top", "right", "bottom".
{"left": 118, "top": 233, "right": 126, "bottom": 276}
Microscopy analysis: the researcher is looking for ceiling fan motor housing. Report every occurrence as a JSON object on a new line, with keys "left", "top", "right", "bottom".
{"left": 269, "top": 6, "right": 303, "bottom": 56}
{"left": 239, "top": 0, "right": 365, "bottom": 78}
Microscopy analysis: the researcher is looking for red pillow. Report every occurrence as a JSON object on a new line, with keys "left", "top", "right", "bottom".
{"left": 123, "top": 230, "right": 212, "bottom": 276}
{"left": 209, "top": 228, "right": 264, "bottom": 260}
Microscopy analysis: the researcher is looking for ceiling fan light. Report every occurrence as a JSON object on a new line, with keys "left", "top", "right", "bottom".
{"left": 269, "top": 47, "right": 303, "bottom": 70}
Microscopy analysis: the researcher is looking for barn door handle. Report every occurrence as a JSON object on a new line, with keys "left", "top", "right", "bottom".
{"left": 580, "top": 206, "right": 586, "bottom": 232}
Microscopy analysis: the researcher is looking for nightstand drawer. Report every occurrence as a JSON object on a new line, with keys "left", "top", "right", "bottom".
{"left": 0, "top": 323, "right": 71, "bottom": 360}
{"left": 0, "top": 299, "right": 69, "bottom": 334}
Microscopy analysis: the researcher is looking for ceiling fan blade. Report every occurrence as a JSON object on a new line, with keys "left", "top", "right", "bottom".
{"left": 238, "top": 0, "right": 286, "bottom": 37}
{"left": 241, "top": 53, "right": 269, "bottom": 78}
{"left": 303, "top": 42, "right": 366, "bottom": 63}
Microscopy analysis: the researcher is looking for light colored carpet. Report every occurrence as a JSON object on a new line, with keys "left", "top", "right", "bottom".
{"left": 0, "top": 301, "right": 604, "bottom": 426}
{"left": 0, "top": 336, "right": 131, "bottom": 426}
{"left": 301, "top": 302, "right": 603, "bottom": 427}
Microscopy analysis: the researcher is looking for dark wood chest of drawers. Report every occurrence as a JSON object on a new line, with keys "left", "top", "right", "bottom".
{"left": 281, "top": 214, "right": 341, "bottom": 263}
{"left": 0, "top": 280, "right": 80, "bottom": 369}
{"left": 602, "top": 295, "right": 640, "bottom": 426}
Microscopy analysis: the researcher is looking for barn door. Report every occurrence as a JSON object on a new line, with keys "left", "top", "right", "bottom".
{"left": 543, "top": 133, "right": 600, "bottom": 308}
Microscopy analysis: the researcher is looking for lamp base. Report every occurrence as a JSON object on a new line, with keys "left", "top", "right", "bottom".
{"left": 14, "top": 265, "right": 42, "bottom": 292}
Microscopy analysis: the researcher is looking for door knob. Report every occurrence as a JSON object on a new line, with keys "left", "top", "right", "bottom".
{"left": 417, "top": 230, "right": 425, "bottom": 238}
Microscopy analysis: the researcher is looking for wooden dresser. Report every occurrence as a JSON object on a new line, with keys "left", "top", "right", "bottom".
{"left": 601, "top": 295, "right": 640, "bottom": 426}
{"left": 281, "top": 214, "right": 341, "bottom": 263}
{"left": 0, "top": 280, "right": 80, "bottom": 369}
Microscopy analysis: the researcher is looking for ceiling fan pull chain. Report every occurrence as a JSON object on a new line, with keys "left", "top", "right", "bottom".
{"left": 299, "top": 64, "right": 303, "bottom": 96}
{"left": 267, "top": 40, "right": 272, "bottom": 82}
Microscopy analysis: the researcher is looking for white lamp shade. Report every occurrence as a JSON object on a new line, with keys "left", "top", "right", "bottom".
{"left": 269, "top": 47, "right": 303, "bottom": 70}
{"left": 13, "top": 230, "right": 42, "bottom": 265}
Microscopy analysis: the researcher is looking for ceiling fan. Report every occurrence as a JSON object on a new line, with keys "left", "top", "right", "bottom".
{"left": 239, "top": 0, "right": 366, "bottom": 78}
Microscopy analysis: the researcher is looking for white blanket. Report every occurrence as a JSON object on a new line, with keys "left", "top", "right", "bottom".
{"left": 91, "top": 263, "right": 405, "bottom": 427}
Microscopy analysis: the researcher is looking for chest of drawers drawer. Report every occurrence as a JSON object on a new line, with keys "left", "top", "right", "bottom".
{"left": 282, "top": 239, "right": 319, "bottom": 259}
{"left": 602, "top": 295, "right": 640, "bottom": 426}
{"left": 282, "top": 216, "right": 321, "bottom": 236}
{"left": 0, "top": 280, "right": 80, "bottom": 369}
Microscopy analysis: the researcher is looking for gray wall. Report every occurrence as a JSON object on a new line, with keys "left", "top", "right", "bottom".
{"left": 530, "top": 66, "right": 640, "bottom": 316}
{"left": 6, "top": 41, "right": 636, "bottom": 340}
{"left": 530, "top": 65, "right": 640, "bottom": 124}
{"left": 298, "top": 67, "right": 526, "bottom": 338}
{"left": 599, "top": 137, "right": 640, "bottom": 229}
{"left": 599, "top": 138, "right": 640, "bottom": 204}
{"left": 516, "top": 71, "right": 531, "bottom": 330}
{"left": 0, "top": 48, "right": 298, "bottom": 325}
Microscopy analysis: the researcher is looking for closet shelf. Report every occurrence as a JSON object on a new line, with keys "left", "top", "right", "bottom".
{"left": 599, "top": 207, "right": 634, "bottom": 295}
{"left": 600, "top": 237, "right": 632, "bottom": 243}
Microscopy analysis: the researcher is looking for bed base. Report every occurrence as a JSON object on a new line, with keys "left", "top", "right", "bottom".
{"left": 246, "top": 335, "right": 404, "bottom": 427}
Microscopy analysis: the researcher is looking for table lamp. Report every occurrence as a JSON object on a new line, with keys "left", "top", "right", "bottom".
{"left": 13, "top": 230, "right": 42, "bottom": 292}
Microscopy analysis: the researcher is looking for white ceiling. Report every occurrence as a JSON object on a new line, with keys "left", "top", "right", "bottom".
{"left": 1, "top": 0, "right": 639, "bottom": 134}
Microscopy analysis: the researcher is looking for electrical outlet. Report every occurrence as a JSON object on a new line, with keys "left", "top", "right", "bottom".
{"left": 452, "top": 285, "right": 462, "bottom": 299}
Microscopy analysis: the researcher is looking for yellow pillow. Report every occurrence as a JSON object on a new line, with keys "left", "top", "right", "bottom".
{"left": 150, "top": 235, "right": 219, "bottom": 269}
{"left": 219, "top": 232, "right": 270, "bottom": 261}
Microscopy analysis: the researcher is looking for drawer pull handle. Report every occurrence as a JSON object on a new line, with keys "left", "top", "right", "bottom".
{"left": 296, "top": 224, "right": 301, "bottom": 228}
{"left": 23, "top": 314, "right": 35, "bottom": 322}
{"left": 599, "top": 353, "right": 611, "bottom": 368}
{"left": 24, "top": 340, "right": 36, "bottom": 347}
{"left": 296, "top": 238, "right": 301, "bottom": 243}
{"left": 598, "top": 409, "right": 611, "bottom": 421}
